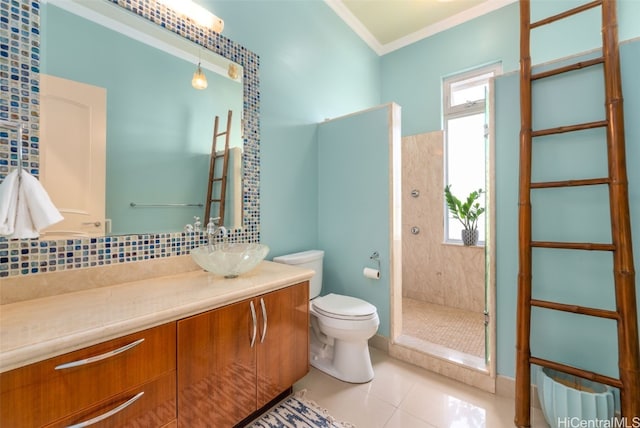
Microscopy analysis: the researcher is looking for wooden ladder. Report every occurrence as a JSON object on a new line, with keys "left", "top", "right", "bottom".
{"left": 204, "top": 110, "right": 233, "bottom": 227}
{"left": 516, "top": 0, "right": 640, "bottom": 426}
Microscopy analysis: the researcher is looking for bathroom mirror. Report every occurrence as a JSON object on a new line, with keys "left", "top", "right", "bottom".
{"left": 39, "top": 0, "right": 245, "bottom": 235}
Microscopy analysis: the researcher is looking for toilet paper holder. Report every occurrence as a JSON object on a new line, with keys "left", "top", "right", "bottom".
{"left": 369, "top": 251, "right": 380, "bottom": 271}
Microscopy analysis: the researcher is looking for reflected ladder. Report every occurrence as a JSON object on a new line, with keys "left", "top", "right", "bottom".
{"left": 204, "top": 110, "right": 233, "bottom": 226}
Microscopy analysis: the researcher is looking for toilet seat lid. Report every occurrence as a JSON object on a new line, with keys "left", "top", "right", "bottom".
{"left": 312, "top": 293, "right": 377, "bottom": 319}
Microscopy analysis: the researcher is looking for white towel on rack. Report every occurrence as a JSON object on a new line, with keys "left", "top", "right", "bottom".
{"left": 12, "top": 178, "right": 39, "bottom": 239}
{"left": 0, "top": 170, "right": 19, "bottom": 235}
{"left": 0, "top": 170, "right": 63, "bottom": 239}
{"left": 20, "top": 171, "right": 64, "bottom": 232}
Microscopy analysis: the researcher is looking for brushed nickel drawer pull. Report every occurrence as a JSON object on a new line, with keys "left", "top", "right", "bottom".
{"left": 54, "top": 338, "right": 145, "bottom": 370}
{"left": 65, "top": 391, "right": 144, "bottom": 428}
{"left": 250, "top": 301, "right": 257, "bottom": 348}
{"left": 260, "top": 298, "right": 268, "bottom": 343}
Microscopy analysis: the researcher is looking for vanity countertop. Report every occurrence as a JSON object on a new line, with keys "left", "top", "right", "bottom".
{"left": 0, "top": 261, "right": 314, "bottom": 373}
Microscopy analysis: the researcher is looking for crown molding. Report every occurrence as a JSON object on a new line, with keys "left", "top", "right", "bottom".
{"left": 323, "top": 0, "right": 385, "bottom": 55}
{"left": 326, "top": 0, "right": 517, "bottom": 56}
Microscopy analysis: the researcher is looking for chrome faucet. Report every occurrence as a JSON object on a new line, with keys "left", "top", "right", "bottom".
{"left": 206, "top": 217, "right": 226, "bottom": 246}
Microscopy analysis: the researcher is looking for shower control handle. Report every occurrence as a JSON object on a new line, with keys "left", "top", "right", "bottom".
{"left": 411, "top": 226, "right": 420, "bottom": 235}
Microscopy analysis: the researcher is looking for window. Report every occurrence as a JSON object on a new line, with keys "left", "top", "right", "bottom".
{"left": 443, "top": 64, "right": 500, "bottom": 244}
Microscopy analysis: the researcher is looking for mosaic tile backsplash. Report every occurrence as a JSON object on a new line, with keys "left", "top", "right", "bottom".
{"left": 0, "top": 0, "right": 260, "bottom": 278}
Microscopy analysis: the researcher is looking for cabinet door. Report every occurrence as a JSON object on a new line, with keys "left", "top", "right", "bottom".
{"left": 177, "top": 300, "right": 257, "bottom": 428}
{"left": 256, "top": 282, "right": 309, "bottom": 407}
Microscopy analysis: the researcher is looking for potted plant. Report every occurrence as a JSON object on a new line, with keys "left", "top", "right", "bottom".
{"left": 444, "top": 185, "right": 485, "bottom": 246}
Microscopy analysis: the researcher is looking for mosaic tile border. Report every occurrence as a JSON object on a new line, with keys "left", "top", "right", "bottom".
{"left": 0, "top": 233, "right": 241, "bottom": 275}
{"left": 0, "top": 0, "right": 40, "bottom": 179}
{"left": 0, "top": 0, "right": 260, "bottom": 278}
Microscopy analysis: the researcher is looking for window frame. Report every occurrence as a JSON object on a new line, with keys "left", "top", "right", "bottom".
{"left": 443, "top": 63, "right": 501, "bottom": 245}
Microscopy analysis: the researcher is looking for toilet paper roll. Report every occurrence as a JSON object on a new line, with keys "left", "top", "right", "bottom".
{"left": 363, "top": 267, "right": 380, "bottom": 280}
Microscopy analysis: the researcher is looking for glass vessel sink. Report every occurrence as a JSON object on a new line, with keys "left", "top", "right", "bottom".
{"left": 190, "top": 243, "right": 269, "bottom": 278}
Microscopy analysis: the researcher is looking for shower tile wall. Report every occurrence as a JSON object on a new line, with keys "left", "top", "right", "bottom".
{"left": 402, "top": 131, "right": 484, "bottom": 314}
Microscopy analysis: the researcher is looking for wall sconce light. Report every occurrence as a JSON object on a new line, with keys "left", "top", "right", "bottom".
{"left": 192, "top": 61, "right": 208, "bottom": 90}
{"left": 227, "top": 63, "right": 239, "bottom": 80}
{"left": 157, "top": 0, "right": 224, "bottom": 33}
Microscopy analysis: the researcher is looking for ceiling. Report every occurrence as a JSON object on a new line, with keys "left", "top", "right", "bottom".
{"left": 325, "top": 0, "right": 517, "bottom": 55}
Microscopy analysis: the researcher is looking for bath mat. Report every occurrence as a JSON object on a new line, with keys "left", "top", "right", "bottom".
{"left": 247, "top": 390, "right": 355, "bottom": 428}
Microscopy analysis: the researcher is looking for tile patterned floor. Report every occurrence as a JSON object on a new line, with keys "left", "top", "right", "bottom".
{"left": 294, "top": 348, "right": 550, "bottom": 428}
{"left": 402, "top": 298, "right": 485, "bottom": 359}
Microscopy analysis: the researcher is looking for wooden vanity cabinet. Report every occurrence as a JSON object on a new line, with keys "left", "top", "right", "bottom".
{"left": 177, "top": 281, "right": 309, "bottom": 427}
{"left": 177, "top": 296, "right": 257, "bottom": 427}
{"left": 0, "top": 323, "right": 176, "bottom": 428}
{"left": 256, "top": 281, "right": 309, "bottom": 408}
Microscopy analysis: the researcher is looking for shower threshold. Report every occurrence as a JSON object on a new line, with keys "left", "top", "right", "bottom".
{"left": 394, "top": 334, "right": 487, "bottom": 372}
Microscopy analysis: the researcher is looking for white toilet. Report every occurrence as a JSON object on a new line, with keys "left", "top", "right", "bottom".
{"left": 273, "top": 250, "right": 379, "bottom": 383}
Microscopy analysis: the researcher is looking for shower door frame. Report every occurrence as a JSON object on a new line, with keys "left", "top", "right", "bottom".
{"left": 388, "top": 79, "right": 497, "bottom": 389}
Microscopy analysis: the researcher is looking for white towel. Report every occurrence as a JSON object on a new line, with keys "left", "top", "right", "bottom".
{"left": 19, "top": 171, "right": 64, "bottom": 232}
{"left": 0, "top": 169, "right": 63, "bottom": 239}
{"left": 0, "top": 170, "right": 19, "bottom": 235}
{"left": 12, "top": 179, "right": 39, "bottom": 239}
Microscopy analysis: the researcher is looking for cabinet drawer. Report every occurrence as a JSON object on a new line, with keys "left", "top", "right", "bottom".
{"left": 45, "top": 370, "right": 176, "bottom": 428}
{"left": 0, "top": 323, "right": 176, "bottom": 427}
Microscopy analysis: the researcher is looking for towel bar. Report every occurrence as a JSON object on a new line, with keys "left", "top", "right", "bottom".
{"left": 129, "top": 202, "right": 204, "bottom": 208}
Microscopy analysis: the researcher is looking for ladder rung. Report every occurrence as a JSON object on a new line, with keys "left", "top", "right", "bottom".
{"left": 531, "top": 241, "right": 615, "bottom": 251}
{"left": 530, "top": 0, "right": 602, "bottom": 29}
{"left": 531, "top": 299, "right": 620, "bottom": 320}
{"left": 531, "top": 177, "right": 610, "bottom": 189}
{"left": 532, "top": 120, "right": 608, "bottom": 137}
{"left": 210, "top": 199, "right": 222, "bottom": 203}
{"left": 532, "top": 57, "right": 604, "bottom": 81}
{"left": 530, "top": 356, "right": 624, "bottom": 389}
{"left": 215, "top": 131, "right": 228, "bottom": 138}
{"left": 212, "top": 178, "right": 223, "bottom": 182}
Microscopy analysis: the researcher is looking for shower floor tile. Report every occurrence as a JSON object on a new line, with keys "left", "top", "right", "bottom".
{"left": 402, "top": 298, "right": 485, "bottom": 359}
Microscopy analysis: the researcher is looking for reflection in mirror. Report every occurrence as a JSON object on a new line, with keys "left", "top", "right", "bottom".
{"left": 40, "top": 0, "right": 243, "bottom": 236}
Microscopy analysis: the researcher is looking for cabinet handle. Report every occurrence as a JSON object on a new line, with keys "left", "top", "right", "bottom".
{"left": 54, "top": 338, "right": 145, "bottom": 370}
{"left": 250, "top": 301, "right": 257, "bottom": 348}
{"left": 260, "top": 297, "right": 267, "bottom": 343}
{"left": 65, "top": 391, "right": 144, "bottom": 427}
{"left": 81, "top": 221, "right": 102, "bottom": 227}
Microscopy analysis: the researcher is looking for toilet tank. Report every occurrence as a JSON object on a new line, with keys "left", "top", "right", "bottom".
{"left": 273, "top": 250, "right": 324, "bottom": 299}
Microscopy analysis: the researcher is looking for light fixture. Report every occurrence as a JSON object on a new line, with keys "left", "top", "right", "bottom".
{"left": 227, "top": 63, "right": 239, "bottom": 80}
{"left": 157, "top": 0, "right": 224, "bottom": 33}
{"left": 192, "top": 61, "right": 208, "bottom": 90}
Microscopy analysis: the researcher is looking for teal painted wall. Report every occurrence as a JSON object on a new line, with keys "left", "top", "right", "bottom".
{"left": 198, "top": 0, "right": 381, "bottom": 257}
{"left": 381, "top": 0, "right": 640, "bottom": 137}
{"left": 41, "top": 4, "right": 242, "bottom": 234}
{"left": 379, "top": 0, "right": 640, "bottom": 378}
{"left": 317, "top": 105, "right": 394, "bottom": 337}
{"left": 43, "top": 0, "right": 640, "bottom": 381}
{"left": 495, "top": 40, "right": 640, "bottom": 379}
{"left": 380, "top": 3, "right": 519, "bottom": 136}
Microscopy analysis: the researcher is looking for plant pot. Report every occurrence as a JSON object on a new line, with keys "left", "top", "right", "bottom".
{"left": 461, "top": 229, "right": 479, "bottom": 246}
{"left": 536, "top": 368, "right": 615, "bottom": 428}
